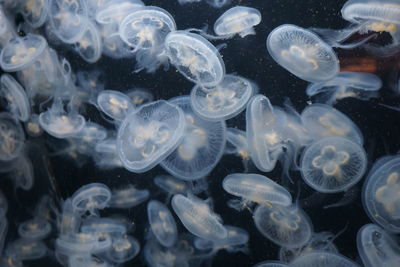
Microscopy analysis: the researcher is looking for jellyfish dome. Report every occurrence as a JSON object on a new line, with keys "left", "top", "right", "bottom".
{"left": 289, "top": 251, "right": 360, "bottom": 267}
{"left": 20, "top": 0, "right": 49, "bottom": 28}
{"left": 0, "top": 112, "right": 25, "bottom": 161}
{"left": 267, "top": 24, "right": 339, "bottom": 83}
{"left": 71, "top": 183, "right": 112, "bottom": 214}
{"left": 97, "top": 90, "right": 133, "bottom": 121}
{"left": 342, "top": 0, "right": 400, "bottom": 25}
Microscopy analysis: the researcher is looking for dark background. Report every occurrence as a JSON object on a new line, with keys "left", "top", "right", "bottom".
{"left": 1, "top": 0, "right": 400, "bottom": 266}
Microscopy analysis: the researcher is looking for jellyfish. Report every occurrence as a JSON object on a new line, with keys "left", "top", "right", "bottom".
{"left": 97, "top": 90, "right": 133, "bottom": 121}
{"left": 160, "top": 96, "right": 226, "bottom": 180}
{"left": 76, "top": 70, "right": 104, "bottom": 105}
{"left": 20, "top": 0, "right": 49, "bottom": 28}
{"left": 225, "top": 128, "right": 252, "bottom": 171}
{"left": 71, "top": 183, "right": 111, "bottom": 215}
{"left": 117, "top": 100, "right": 186, "bottom": 173}
{"left": 0, "top": 6, "right": 16, "bottom": 48}
{"left": 57, "top": 199, "right": 81, "bottom": 236}
{"left": 93, "top": 138, "right": 124, "bottom": 169}
{"left": 109, "top": 184, "right": 149, "bottom": 209}
{"left": 105, "top": 234, "right": 140, "bottom": 263}
{"left": 73, "top": 19, "right": 102, "bottom": 63}
{"left": 253, "top": 261, "right": 289, "bottom": 267}
{"left": 18, "top": 217, "right": 51, "bottom": 240}
{"left": 267, "top": 24, "right": 339, "bottom": 83}
{"left": 154, "top": 174, "right": 190, "bottom": 196}
{"left": 0, "top": 112, "right": 25, "bottom": 162}
{"left": 55, "top": 232, "right": 112, "bottom": 256}
{"left": 300, "top": 136, "right": 367, "bottom": 193}
{"left": 253, "top": 203, "right": 313, "bottom": 248}
{"left": 6, "top": 238, "right": 47, "bottom": 260}
{"left": 68, "top": 255, "right": 109, "bottom": 267}
{"left": 205, "top": 0, "right": 230, "bottom": 8}
{"left": 81, "top": 217, "right": 127, "bottom": 237}
{"left": 71, "top": 122, "right": 107, "bottom": 151}
{"left": 24, "top": 114, "right": 43, "bottom": 137}
{"left": 289, "top": 251, "right": 360, "bottom": 267}
{"left": 306, "top": 72, "right": 382, "bottom": 105}
{"left": 164, "top": 31, "right": 226, "bottom": 86}
{"left": 10, "top": 153, "right": 35, "bottom": 191}
{"left": 126, "top": 88, "right": 154, "bottom": 109}
{"left": 357, "top": 224, "right": 400, "bottom": 267}
{"left": 191, "top": 74, "right": 255, "bottom": 121}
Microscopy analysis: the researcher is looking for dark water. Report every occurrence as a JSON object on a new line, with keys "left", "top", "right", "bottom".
{"left": 1, "top": 0, "right": 400, "bottom": 266}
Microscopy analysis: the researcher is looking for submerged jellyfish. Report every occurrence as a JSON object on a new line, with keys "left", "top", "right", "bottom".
{"left": 71, "top": 183, "right": 111, "bottom": 215}
{"left": 18, "top": 217, "right": 51, "bottom": 240}
{"left": 7, "top": 238, "right": 47, "bottom": 260}
{"left": 164, "top": 31, "right": 226, "bottom": 86}
{"left": 73, "top": 19, "right": 102, "bottom": 63}
{"left": 253, "top": 261, "right": 289, "bottom": 267}
{"left": 267, "top": 24, "right": 339, "bottom": 82}
{"left": 106, "top": 235, "right": 140, "bottom": 263}
{"left": 0, "top": 112, "right": 25, "bottom": 161}
{"left": 290, "top": 251, "right": 360, "bottom": 267}
{"left": 97, "top": 90, "right": 133, "bottom": 121}
{"left": 126, "top": 88, "right": 153, "bottom": 109}
{"left": 160, "top": 96, "right": 226, "bottom": 180}
{"left": 225, "top": 128, "right": 251, "bottom": 170}
{"left": 0, "top": 74, "right": 30, "bottom": 122}
{"left": 117, "top": 100, "right": 186, "bottom": 173}
{"left": 20, "top": 0, "right": 49, "bottom": 28}
{"left": 56, "top": 232, "right": 112, "bottom": 256}
{"left": 301, "top": 136, "right": 367, "bottom": 193}
{"left": 109, "top": 184, "right": 149, "bottom": 209}
{"left": 153, "top": 175, "right": 190, "bottom": 195}
{"left": 81, "top": 217, "right": 127, "bottom": 236}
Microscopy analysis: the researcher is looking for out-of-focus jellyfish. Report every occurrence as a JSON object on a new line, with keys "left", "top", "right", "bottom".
{"left": 71, "top": 122, "right": 107, "bottom": 151}
{"left": 7, "top": 238, "right": 47, "bottom": 260}
{"left": 56, "top": 232, "right": 112, "bottom": 256}
{"left": 0, "top": 112, "right": 25, "bottom": 161}
{"left": 363, "top": 155, "right": 400, "bottom": 232}
{"left": 20, "top": 0, "right": 49, "bottom": 28}
{"left": 160, "top": 96, "right": 226, "bottom": 180}
{"left": 126, "top": 88, "right": 153, "bottom": 109}
{"left": 18, "top": 217, "right": 51, "bottom": 240}
{"left": 225, "top": 128, "right": 251, "bottom": 170}
{"left": 117, "top": 100, "right": 186, "bottom": 173}
{"left": 68, "top": 255, "right": 109, "bottom": 267}
{"left": 178, "top": 0, "right": 202, "bottom": 4}
{"left": 253, "top": 203, "right": 313, "bottom": 248}
{"left": 267, "top": 24, "right": 339, "bottom": 82}
{"left": 253, "top": 261, "right": 289, "bottom": 267}
{"left": 357, "top": 223, "right": 400, "bottom": 267}
{"left": 76, "top": 70, "right": 104, "bottom": 105}
{"left": 172, "top": 194, "right": 228, "bottom": 241}
{"left": 206, "top": 0, "right": 230, "bottom": 8}
{"left": 109, "top": 184, "right": 149, "bottom": 209}
{"left": 306, "top": 72, "right": 382, "bottom": 105}
{"left": 24, "top": 114, "right": 43, "bottom": 137}
{"left": 0, "top": 6, "right": 16, "bottom": 47}
{"left": 147, "top": 200, "right": 178, "bottom": 247}
{"left": 301, "top": 104, "right": 363, "bottom": 145}
{"left": 301, "top": 136, "right": 367, "bottom": 193}
{"left": 11, "top": 153, "right": 34, "bottom": 191}
{"left": 191, "top": 74, "right": 255, "bottom": 121}
{"left": 223, "top": 173, "right": 292, "bottom": 209}
{"left": 81, "top": 217, "right": 127, "bottom": 237}
{"left": 93, "top": 138, "right": 124, "bottom": 169}
{"left": 153, "top": 174, "right": 190, "bottom": 195}
{"left": 105, "top": 235, "right": 140, "bottom": 263}
{"left": 164, "top": 31, "right": 226, "bottom": 86}
{"left": 97, "top": 90, "right": 133, "bottom": 121}
{"left": 289, "top": 251, "right": 360, "bottom": 267}
{"left": 71, "top": 183, "right": 111, "bottom": 215}
{"left": 73, "top": 19, "right": 102, "bottom": 63}
{"left": 57, "top": 199, "right": 81, "bottom": 236}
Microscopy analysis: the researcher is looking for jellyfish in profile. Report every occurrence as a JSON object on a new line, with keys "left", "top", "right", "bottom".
{"left": 301, "top": 136, "right": 367, "bottom": 193}
{"left": 0, "top": 74, "right": 30, "bottom": 122}
{"left": 253, "top": 261, "right": 289, "bottom": 267}
{"left": 225, "top": 128, "right": 251, "bottom": 171}
{"left": 24, "top": 114, "right": 43, "bottom": 137}
{"left": 105, "top": 235, "right": 140, "bottom": 263}
{"left": 109, "top": 184, "right": 149, "bottom": 209}
{"left": 289, "top": 251, "right": 360, "bottom": 267}
{"left": 160, "top": 96, "right": 226, "bottom": 180}
{"left": 18, "top": 217, "right": 51, "bottom": 240}
{"left": 0, "top": 112, "right": 25, "bottom": 162}
{"left": 117, "top": 100, "right": 186, "bottom": 173}
{"left": 126, "top": 88, "right": 153, "bottom": 109}
{"left": 191, "top": 74, "right": 255, "bottom": 121}
{"left": 73, "top": 19, "right": 102, "bottom": 63}
{"left": 164, "top": 31, "right": 226, "bottom": 86}
{"left": 153, "top": 175, "right": 190, "bottom": 196}
{"left": 81, "top": 217, "right": 127, "bottom": 237}
{"left": 0, "top": 6, "right": 16, "bottom": 47}
{"left": 56, "top": 232, "right": 112, "bottom": 256}
{"left": 97, "top": 90, "right": 133, "bottom": 121}
{"left": 20, "top": 0, "right": 49, "bottom": 28}
{"left": 306, "top": 72, "right": 382, "bottom": 105}
{"left": 253, "top": 203, "right": 313, "bottom": 248}
{"left": 71, "top": 183, "right": 111, "bottom": 215}
{"left": 11, "top": 153, "right": 35, "bottom": 191}
{"left": 6, "top": 238, "right": 47, "bottom": 260}
{"left": 267, "top": 24, "right": 339, "bottom": 83}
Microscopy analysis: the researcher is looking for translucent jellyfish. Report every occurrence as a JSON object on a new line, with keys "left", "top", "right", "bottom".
{"left": 214, "top": 6, "right": 261, "bottom": 38}
{"left": 253, "top": 261, "right": 289, "bottom": 267}
{"left": 56, "top": 232, "right": 111, "bottom": 256}
{"left": 106, "top": 235, "right": 140, "bottom": 263}
{"left": 154, "top": 175, "right": 193, "bottom": 196}
{"left": 20, "top": 0, "right": 49, "bottom": 28}
{"left": 76, "top": 70, "right": 104, "bottom": 105}
{"left": 18, "top": 217, "right": 51, "bottom": 240}
{"left": 24, "top": 114, "right": 43, "bottom": 137}
{"left": 0, "top": 112, "right": 25, "bottom": 161}
{"left": 0, "top": 75, "right": 30, "bottom": 123}
{"left": 93, "top": 138, "right": 124, "bottom": 169}
{"left": 7, "top": 238, "right": 47, "bottom": 260}
{"left": 11, "top": 153, "right": 34, "bottom": 191}
{"left": 71, "top": 122, "right": 107, "bottom": 148}
{"left": 225, "top": 128, "right": 251, "bottom": 170}
{"left": 147, "top": 200, "right": 178, "bottom": 247}
{"left": 160, "top": 96, "right": 226, "bottom": 180}
{"left": 0, "top": 6, "right": 16, "bottom": 47}
{"left": 267, "top": 24, "right": 339, "bottom": 82}
{"left": 126, "top": 88, "right": 154, "bottom": 109}
{"left": 57, "top": 199, "right": 81, "bottom": 236}
{"left": 97, "top": 90, "right": 133, "bottom": 121}
{"left": 306, "top": 72, "right": 382, "bottom": 105}
{"left": 73, "top": 19, "right": 102, "bottom": 63}
{"left": 171, "top": 194, "right": 228, "bottom": 241}
{"left": 357, "top": 224, "right": 400, "bottom": 267}
{"left": 39, "top": 98, "right": 86, "bottom": 139}
{"left": 191, "top": 74, "right": 255, "bottom": 121}
{"left": 95, "top": 0, "right": 144, "bottom": 25}
{"left": 71, "top": 183, "right": 111, "bottom": 215}
{"left": 289, "top": 251, "right": 360, "bottom": 267}
{"left": 363, "top": 156, "right": 400, "bottom": 232}
{"left": 301, "top": 104, "right": 363, "bottom": 145}
{"left": 223, "top": 173, "right": 292, "bottom": 207}
{"left": 300, "top": 136, "right": 367, "bottom": 193}
{"left": 117, "top": 100, "right": 186, "bottom": 173}
{"left": 164, "top": 31, "right": 226, "bottom": 86}
{"left": 253, "top": 203, "right": 313, "bottom": 248}
{"left": 109, "top": 184, "right": 149, "bottom": 209}
{"left": 68, "top": 255, "right": 109, "bottom": 267}
{"left": 81, "top": 217, "right": 127, "bottom": 237}
{"left": 178, "top": 0, "right": 202, "bottom": 4}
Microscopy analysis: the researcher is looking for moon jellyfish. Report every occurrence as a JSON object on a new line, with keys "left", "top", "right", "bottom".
{"left": 24, "top": 114, "right": 43, "bottom": 137}
{"left": 357, "top": 224, "right": 400, "bottom": 267}
{"left": 306, "top": 72, "right": 382, "bottom": 105}
{"left": 74, "top": 19, "right": 102, "bottom": 63}
{"left": 153, "top": 175, "right": 190, "bottom": 195}
{"left": 289, "top": 251, "right": 360, "bottom": 267}
{"left": 117, "top": 100, "right": 186, "bottom": 173}
{"left": 81, "top": 217, "right": 127, "bottom": 237}
{"left": 300, "top": 136, "right": 367, "bottom": 193}
{"left": 18, "top": 217, "right": 51, "bottom": 240}
{"left": 93, "top": 138, "right": 124, "bottom": 169}
{"left": 253, "top": 203, "right": 313, "bottom": 248}
{"left": 95, "top": 0, "right": 144, "bottom": 25}
{"left": 147, "top": 200, "right": 178, "bottom": 247}
{"left": 56, "top": 232, "right": 111, "bottom": 256}
{"left": 0, "top": 6, "right": 16, "bottom": 47}
{"left": 191, "top": 74, "right": 255, "bottom": 121}
{"left": 226, "top": 128, "right": 251, "bottom": 170}
{"left": 301, "top": 104, "right": 363, "bottom": 145}
{"left": 97, "top": 90, "right": 133, "bottom": 121}
{"left": 109, "top": 184, "right": 149, "bottom": 209}
{"left": 20, "top": 0, "right": 49, "bottom": 28}
{"left": 363, "top": 155, "right": 400, "bottom": 232}
{"left": 160, "top": 96, "right": 226, "bottom": 180}
{"left": 7, "top": 238, "right": 47, "bottom": 260}
{"left": 164, "top": 31, "right": 226, "bottom": 86}
{"left": 106, "top": 235, "right": 140, "bottom": 263}
{"left": 206, "top": 0, "right": 230, "bottom": 8}
{"left": 126, "top": 88, "right": 153, "bottom": 109}
{"left": 68, "top": 255, "right": 108, "bottom": 267}
{"left": 253, "top": 261, "right": 289, "bottom": 267}
{"left": 0, "top": 112, "right": 25, "bottom": 161}
{"left": 267, "top": 24, "right": 339, "bottom": 82}
{"left": 71, "top": 183, "right": 111, "bottom": 215}
{"left": 11, "top": 153, "right": 34, "bottom": 191}
{"left": 0, "top": 74, "right": 30, "bottom": 122}
{"left": 171, "top": 194, "right": 228, "bottom": 241}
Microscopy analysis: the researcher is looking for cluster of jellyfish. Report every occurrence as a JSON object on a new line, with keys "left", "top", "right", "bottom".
{"left": 0, "top": 0, "right": 399, "bottom": 266}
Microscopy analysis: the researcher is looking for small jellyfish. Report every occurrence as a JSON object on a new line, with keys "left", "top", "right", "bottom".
{"left": 147, "top": 200, "right": 178, "bottom": 247}
{"left": 171, "top": 194, "right": 228, "bottom": 242}
{"left": 97, "top": 90, "right": 133, "bottom": 121}
{"left": 164, "top": 31, "right": 226, "bottom": 86}
{"left": 71, "top": 183, "right": 111, "bottom": 215}
{"left": 93, "top": 138, "right": 124, "bottom": 169}
{"left": 95, "top": 0, "right": 144, "bottom": 25}
{"left": 267, "top": 24, "right": 339, "bottom": 82}
{"left": 57, "top": 199, "right": 81, "bottom": 236}
{"left": 24, "top": 114, "right": 43, "bottom": 137}
{"left": 191, "top": 74, "right": 255, "bottom": 121}
{"left": 301, "top": 104, "right": 364, "bottom": 145}
{"left": 7, "top": 238, "right": 47, "bottom": 260}
{"left": 289, "top": 251, "right": 360, "bottom": 267}
{"left": 306, "top": 72, "right": 382, "bottom": 105}
{"left": 126, "top": 88, "right": 154, "bottom": 109}
{"left": 160, "top": 96, "right": 226, "bottom": 180}
{"left": 253, "top": 261, "right": 289, "bottom": 267}
{"left": 76, "top": 70, "right": 105, "bottom": 105}
{"left": 109, "top": 184, "right": 149, "bottom": 209}
{"left": 105, "top": 234, "right": 140, "bottom": 263}
{"left": 18, "top": 217, "right": 51, "bottom": 240}
{"left": 71, "top": 122, "right": 107, "bottom": 148}
{"left": 81, "top": 217, "right": 127, "bottom": 236}
{"left": 10, "top": 153, "right": 34, "bottom": 191}
{"left": 0, "top": 112, "right": 25, "bottom": 161}
{"left": 20, "top": 0, "right": 49, "bottom": 28}
{"left": 117, "top": 100, "right": 186, "bottom": 173}
{"left": 225, "top": 128, "right": 251, "bottom": 170}
{"left": 253, "top": 203, "right": 313, "bottom": 248}
{"left": 68, "top": 255, "right": 109, "bottom": 267}
{"left": 56, "top": 232, "right": 112, "bottom": 256}
{"left": 357, "top": 223, "right": 400, "bottom": 267}
{"left": 154, "top": 174, "right": 190, "bottom": 196}
{"left": 301, "top": 136, "right": 367, "bottom": 193}
{"left": 73, "top": 19, "right": 102, "bottom": 63}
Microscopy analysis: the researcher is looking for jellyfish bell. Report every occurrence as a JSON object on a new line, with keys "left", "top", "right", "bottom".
{"left": 97, "top": 90, "right": 133, "bottom": 122}
{"left": 289, "top": 251, "right": 360, "bottom": 267}
{"left": 126, "top": 88, "right": 153, "bottom": 109}
{"left": 109, "top": 184, "right": 149, "bottom": 209}
{"left": 0, "top": 112, "right": 25, "bottom": 162}
{"left": 71, "top": 183, "right": 111, "bottom": 215}
{"left": 73, "top": 19, "right": 102, "bottom": 63}
{"left": 105, "top": 235, "right": 140, "bottom": 263}
{"left": 20, "top": 0, "right": 49, "bottom": 28}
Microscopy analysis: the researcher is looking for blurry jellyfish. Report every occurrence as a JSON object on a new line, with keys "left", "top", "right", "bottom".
{"left": 267, "top": 24, "right": 339, "bottom": 82}
{"left": 191, "top": 74, "right": 255, "bottom": 121}
{"left": 0, "top": 6, "right": 16, "bottom": 47}
{"left": 306, "top": 72, "right": 382, "bottom": 105}
{"left": 160, "top": 96, "right": 226, "bottom": 180}
{"left": 153, "top": 174, "right": 190, "bottom": 196}
{"left": 126, "top": 88, "right": 154, "bottom": 109}
{"left": 147, "top": 200, "right": 178, "bottom": 247}
{"left": 57, "top": 199, "right": 81, "bottom": 236}
{"left": 171, "top": 194, "right": 228, "bottom": 241}
{"left": 71, "top": 183, "right": 111, "bottom": 215}
{"left": 178, "top": 0, "right": 202, "bottom": 4}
{"left": 225, "top": 128, "right": 251, "bottom": 170}
{"left": 93, "top": 138, "right": 124, "bottom": 169}
{"left": 109, "top": 184, "right": 149, "bottom": 209}
{"left": 7, "top": 238, "right": 47, "bottom": 260}
{"left": 68, "top": 255, "right": 109, "bottom": 267}
{"left": 164, "top": 31, "right": 226, "bottom": 86}
{"left": 0, "top": 112, "right": 25, "bottom": 161}
{"left": 81, "top": 217, "right": 127, "bottom": 236}
{"left": 25, "top": 114, "right": 43, "bottom": 137}
{"left": 20, "top": 0, "right": 49, "bottom": 28}
{"left": 253, "top": 203, "right": 313, "bottom": 248}
{"left": 71, "top": 122, "right": 107, "bottom": 150}
{"left": 97, "top": 90, "right": 133, "bottom": 121}
{"left": 73, "top": 19, "right": 102, "bottom": 63}
{"left": 117, "top": 100, "right": 186, "bottom": 173}
{"left": 300, "top": 136, "right": 367, "bottom": 193}
{"left": 206, "top": 0, "right": 230, "bottom": 8}
{"left": 56, "top": 232, "right": 112, "bottom": 256}
{"left": 105, "top": 234, "right": 140, "bottom": 263}
{"left": 289, "top": 251, "right": 360, "bottom": 267}
{"left": 11, "top": 153, "right": 35, "bottom": 191}
{"left": 18, "top": 217, "right": 51, "bottom": 240}
{"left": 253, "top": 261, "right": 289, "bottom": 267}
{"left": 76, "top": 70, "right": 104, "bottom": 105}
